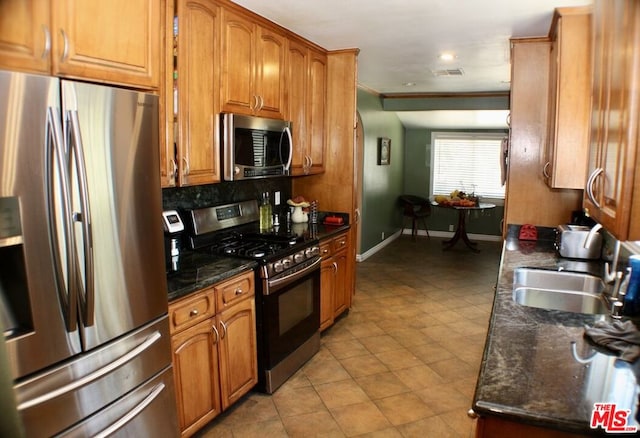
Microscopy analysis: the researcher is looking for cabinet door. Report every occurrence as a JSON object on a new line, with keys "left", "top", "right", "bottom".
{"left": 254, "top": 26, "right": 286, "bottom": 119}
{"left": 307, "top": 49, "right": 327, "bottom": 174}
{"left": 221, "top": 10, "right": 255, "bottom": 115}
{"left": 287, "top": 39, "right": 309, "bottom": 175}
{"left": 217, "top": 297, "right": 257, "bottom": 410}
{"left": 584, "top": 0, "right": 640, "bottom": 240}
{"left": 0, "top": 0, "right": 50, "bottom": 73}
{"left": 544, "top": 10, "right": 591, "bottom": 189}
{"left": 171, "top": 318, "right": 222, "bottom": 436}
{"left": 176, "top": 0, "right": 221, "bottom": 186}
{"left": 51, "top": 0, "right": 161, "bottom": 89}
{"left": 320, "top": 258, "right": 335, "bottom": 331}
{"left": 333, "top": 248, "right": 349, "bottom": 318}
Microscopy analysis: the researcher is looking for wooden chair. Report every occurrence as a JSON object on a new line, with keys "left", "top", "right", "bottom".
{"left": 399, "top": 195, "right": 431, "bottom": 240}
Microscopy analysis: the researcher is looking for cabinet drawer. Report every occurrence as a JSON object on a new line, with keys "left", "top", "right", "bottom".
{"left": 319, "top": 241, "right": 332, "bottom": 259}
{"left": 215, "top": 271, "right": 255, "bottom": 309}
{"left": 169, "top": 289, "right": 216, "bottom": 334}
{"left": 332, "top": 233, "right": 349, "bottom": 252}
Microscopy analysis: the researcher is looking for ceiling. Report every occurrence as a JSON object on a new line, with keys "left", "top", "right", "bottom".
{"left": 230, "top": 0, "right": 592, "bottom": 128}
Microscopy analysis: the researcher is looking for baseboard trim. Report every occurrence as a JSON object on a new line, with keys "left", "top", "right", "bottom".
{"left": 356, "top": 229, "right": 502, "bottom": 262}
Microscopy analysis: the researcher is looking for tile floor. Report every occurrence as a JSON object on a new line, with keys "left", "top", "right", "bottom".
{"left": 196, "top": 235, "right": 502, "bottom": 437}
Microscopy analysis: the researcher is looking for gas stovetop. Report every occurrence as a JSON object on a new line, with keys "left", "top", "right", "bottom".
{"left": 185, "top": 200, "right": 321, "bottom": 278}
{"left": 193, "top": 230, "right": 306, "bottom": 260}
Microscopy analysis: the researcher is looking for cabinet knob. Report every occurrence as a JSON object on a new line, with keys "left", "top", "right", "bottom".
{"left": 235, "top": 288, "right": 243, "bottom": 295}
{"left": 189, "top": 309, "right": 199, "bottom": 317}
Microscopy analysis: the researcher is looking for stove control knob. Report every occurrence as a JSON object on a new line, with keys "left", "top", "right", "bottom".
{"left": 304, "top": 248, "right": 314, "bottom": 258}
{"left": 294, "top": 252, "right": 305, "bottom": 263}
{"left": 282, "top": 258, "right": 292, "bottom": 269}
{"left": 273, "top": 261, "right": 284, "bottom": 273}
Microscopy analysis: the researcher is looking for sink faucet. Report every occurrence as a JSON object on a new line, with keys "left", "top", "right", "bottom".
{"left": 584, "top": 223, "right": 603, "bottom": 249}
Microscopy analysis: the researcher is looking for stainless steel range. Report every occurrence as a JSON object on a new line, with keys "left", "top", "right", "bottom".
{"left": 186, "top": 200, "right": 321, "bottom": 394}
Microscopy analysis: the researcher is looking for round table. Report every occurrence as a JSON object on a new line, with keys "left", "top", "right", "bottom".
{"left": 432, "top": 202, "right": 496, "bottom": 253}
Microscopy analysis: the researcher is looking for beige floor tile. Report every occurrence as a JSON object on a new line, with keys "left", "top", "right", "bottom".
{"left": 322, "top": 337, "right": 368, "bottom": 359}
{"left": 228, "top": 419, "right": 289, "bottom": 438}
{"left": 272, "top": 385, "right": 326, "bottom": 418}
{"left": 427, "top": 357, "right": 477, "bottom": 382}
{"left": 303, "top": 356, "right": 352, "bottom": 386}
{"left": 339, "top": 353, "right": 389, "bottom": 378}
{"left": 281, "top": 411, "right": 344, "bottom": 437}
{"left": 375, "top": 348, "right": 423, "bottom": 370}
{"left": 314, "top": 379, "right": 371, "bottom": 408}
{"left": 396, "top": 414, "right": 462, "bottom": 438}
{"left": 355, "top": 372, "right": 411, "bottom": 400}
{"left": 392, "top": 364, "right": 445, "bottom": 390}
{"left": 329, "top": 401, "right": 392, "bottom": 436}
{"left": 374, "top": 392, "right": 434, "bottom": 426}
{"left": 414, "top": 383, "right": 471, "bottom": 414}
{"left": 358, "top": 334, "right": 404, "bottom": 354}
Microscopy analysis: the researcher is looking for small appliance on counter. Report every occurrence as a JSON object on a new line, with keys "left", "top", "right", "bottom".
{"left": 555, "top": 224, "right": 603, "bottom": 260}
{"left": 162, "top": 210, "right": 185, "bottom": 272}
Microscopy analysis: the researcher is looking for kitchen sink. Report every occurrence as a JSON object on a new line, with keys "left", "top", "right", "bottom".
{"left": 512, "top": 268, "right": 608, "bottom": 314}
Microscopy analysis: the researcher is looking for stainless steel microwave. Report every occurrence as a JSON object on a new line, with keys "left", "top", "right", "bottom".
{"left": 222, "top": 113, "right": 292, "bottom": 181}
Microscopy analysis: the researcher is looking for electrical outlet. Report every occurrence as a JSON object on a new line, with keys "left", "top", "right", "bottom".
{"left": 274, "top": 191, "right": 281, "bottom": 206}
{"left": 381, "top": 232, "right": 385, "bottom": 240}
{"left": 449, "top": 225, "right": 454, "bottom": 232}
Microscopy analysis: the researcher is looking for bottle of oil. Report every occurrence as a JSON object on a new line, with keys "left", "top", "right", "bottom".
{"left": 259, "top": 192, "right": 272, "bottom": 232}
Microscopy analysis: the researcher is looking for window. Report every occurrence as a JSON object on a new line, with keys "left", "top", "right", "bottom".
{"left": 430, "top": 132, "right": 506, "bottom": 203}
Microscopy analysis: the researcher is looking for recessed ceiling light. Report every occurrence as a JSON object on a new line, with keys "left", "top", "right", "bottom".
{"left": 439, "top": 53, "right": 456, "bottom": 61}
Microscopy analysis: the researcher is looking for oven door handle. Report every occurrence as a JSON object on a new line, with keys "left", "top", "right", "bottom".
{"left": 266, "top": 257, "right": 321, "bottom": 293}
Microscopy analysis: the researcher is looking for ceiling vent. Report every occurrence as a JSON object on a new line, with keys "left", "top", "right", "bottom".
{"left": 431, "top": 68, "right": 465, "bottom": 77}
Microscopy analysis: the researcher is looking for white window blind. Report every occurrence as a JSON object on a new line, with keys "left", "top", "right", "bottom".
{"left": 430, "top": 132, "right": 506, "bottom": 200}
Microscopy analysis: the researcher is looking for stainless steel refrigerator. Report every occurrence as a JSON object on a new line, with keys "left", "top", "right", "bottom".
{"left": 0, "top": 71, "right": 179, "bottom": 437}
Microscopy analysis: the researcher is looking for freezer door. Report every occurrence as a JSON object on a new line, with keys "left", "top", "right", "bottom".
{"left": 14, "top": 316, "right": 174, "bottom": 438}
{"left": 0, "top": 71, "right": 82, "bottom": 380}
{"left": 61, "top": 366, "right": 179, "bottom": 438}
{"left": 61, "top": 80, "right": 168, "bottom": 350}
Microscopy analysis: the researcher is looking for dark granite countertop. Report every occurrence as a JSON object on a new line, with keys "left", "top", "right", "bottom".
{"left": 166, "top": 220, "right": 350, "bottom": 302}
{"left": 166, "top": 252, "right": 257, "bottom": 302}
{"left": 473, "top": 226, "right": 640, "bottom": 435}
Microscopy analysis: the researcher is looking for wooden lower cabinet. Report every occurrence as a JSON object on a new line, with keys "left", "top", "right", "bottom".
{"left": 171, "top": 317, "right": 222, "bottom": 436}
{"left": 319, "top": 231, "right": 351, "bottom": 331}
{"left": 217, "top": 297, "right": 257, "bottom": 410}
{"left": 169, "top": 271, "right": 257, "bottom": 437}
{"left": 476, "top": 415, "right": 586, "bottom": 438}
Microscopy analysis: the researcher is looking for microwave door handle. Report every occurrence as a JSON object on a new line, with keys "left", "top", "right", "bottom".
{"left": 284, "top": 126, "right": 292, "bottom": 172}
{"left": 68, "top": 110, "right": 95, "bottom": 326}
{"left": 46, "top": 107, "right": 78, "bottom": 332}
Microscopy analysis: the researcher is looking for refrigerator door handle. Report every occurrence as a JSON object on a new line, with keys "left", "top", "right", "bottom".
{"left": 46, "top": 106, "right": 78, "bottom": 332}
{"left": 93, "top": 383, "right": 167, "bottom": 438}
{"left": 68, "top": 109, "right": 95, "bottom": 326}
{"left": 17, "top": 331, "right": 163, "bottom": 410}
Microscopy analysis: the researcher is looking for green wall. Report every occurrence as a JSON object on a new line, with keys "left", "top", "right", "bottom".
{"left": 403, "top": 128, "right": 505, "bottom": 236}
{"left": 357, "top": 89, "right": 405, "bottom": 252}
{"left": 357, "top": 88, "right": 507, "bottom": 255}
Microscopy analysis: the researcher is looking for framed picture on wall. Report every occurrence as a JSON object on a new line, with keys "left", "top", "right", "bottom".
{"left": 378, "top": 137, "right": 391, "bottom": 165}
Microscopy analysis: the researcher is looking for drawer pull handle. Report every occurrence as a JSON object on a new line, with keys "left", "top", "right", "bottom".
{"left": 235, "top": 288, "right": 243, "bottom": 295}
{"left": 322, "top": 249, "right": 329, "bottom": 254}
{"left": 189, "top": 309, "right": 199, "bottom": 317}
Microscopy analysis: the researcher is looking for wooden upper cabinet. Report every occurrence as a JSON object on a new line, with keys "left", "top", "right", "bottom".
{"left": 52, "top": 0, "right": 161, "bottom": 89}
{"left": 287, "top": 39, "right": 326, "bottom": 175}
{"left": 221, "top": 9, "right": 286, "bottom": 119}
{"left": 175, "top": 0, "right": 221, "bottom": 186}
{"left": 0, "top": 0, "right": 161, "bottom": 90}
{"left": 544, "top": 7, "right": 592, "bottom": 189}
{"left": 583, "top": 0, "right": 640, "bottom": 241}
{"left": 0, "top": 0, "right": 51, "bottom": 73}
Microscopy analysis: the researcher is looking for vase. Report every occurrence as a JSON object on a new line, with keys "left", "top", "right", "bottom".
{"left": 291, "top": 206, "right": 308, "bottom": 223}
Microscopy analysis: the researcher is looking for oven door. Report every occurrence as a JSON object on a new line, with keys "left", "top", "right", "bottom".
{"left": 259, "top": 258, "right": 320, "bottom": 370}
